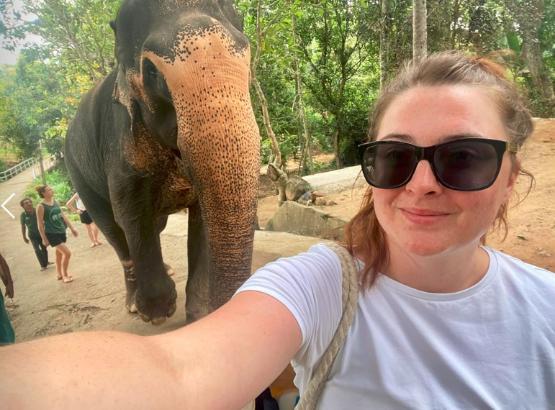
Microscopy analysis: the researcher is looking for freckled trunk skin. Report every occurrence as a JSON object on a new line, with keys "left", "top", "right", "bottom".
{"left": 145, "top": 25, "right": 260, "bottom": 318}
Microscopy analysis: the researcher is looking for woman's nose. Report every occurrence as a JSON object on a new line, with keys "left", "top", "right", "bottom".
{"left": 404, "top": 160, "right": 443, "bottom": 195}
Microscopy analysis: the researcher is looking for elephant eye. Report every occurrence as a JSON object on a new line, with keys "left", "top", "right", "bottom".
{"left": 143, "top": 58, "right": 158, "bottom": 79}
{"left": 142, "top": 58, "right": 172, "bottom": 103}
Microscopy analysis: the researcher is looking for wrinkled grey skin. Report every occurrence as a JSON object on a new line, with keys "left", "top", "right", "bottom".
{"left": 65, "top": 0, "right": 260, "bottom": 324}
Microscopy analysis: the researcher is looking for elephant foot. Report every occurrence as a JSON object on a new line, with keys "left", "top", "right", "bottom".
{"left": 136, "top": 273, "right": 177, "bottom": 325}
{"left": 123, "top": 263, "right": 138, "bottom": 314}
{"left": 126, "top": 293, "right": 138, "bottom": 313}
{"left": 185, "top": 302, "right": 211, "bottom": 324}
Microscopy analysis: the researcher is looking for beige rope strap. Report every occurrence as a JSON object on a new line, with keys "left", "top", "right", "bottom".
{"left": 296, "top": 242, "right": 359, "bottom": 410}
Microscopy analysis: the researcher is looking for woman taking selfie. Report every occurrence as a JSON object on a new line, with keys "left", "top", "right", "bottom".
{"left": 1, "top": 52, "right": 553, "bottom": 409}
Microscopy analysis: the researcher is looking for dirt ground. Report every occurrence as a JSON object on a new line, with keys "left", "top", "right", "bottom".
{"left": 1, "top": 119, "right": 554, "bottom": 344}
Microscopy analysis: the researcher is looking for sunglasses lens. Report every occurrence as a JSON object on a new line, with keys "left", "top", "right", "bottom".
{"left": 362, "top": 143, "right": 417, "bottom": 188}
{"left": 435, "top": 140, "right": 501, "bottom": 190}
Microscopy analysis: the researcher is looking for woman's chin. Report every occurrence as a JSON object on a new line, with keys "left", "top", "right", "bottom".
{"left": 402, "top": 240, "right": 450, "bottom": 257}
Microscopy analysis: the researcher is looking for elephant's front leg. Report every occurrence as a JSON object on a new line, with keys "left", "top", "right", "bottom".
{"left": 124, "top": 218, "right": 177, "bottom": 324}
{"left": 112, "top": 184, "right": 177, "bottom": 324}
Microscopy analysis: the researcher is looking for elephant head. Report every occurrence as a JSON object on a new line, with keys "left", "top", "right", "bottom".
{"left": 111, "top": 0, "right": 260, "bottom": 319}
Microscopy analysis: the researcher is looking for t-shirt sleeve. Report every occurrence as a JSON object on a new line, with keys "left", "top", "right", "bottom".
{"left": 235, "top": 244, "right": 343, "bottom": 360}
{"left": 20, "top": 213, "right": 25, "bottom": 226}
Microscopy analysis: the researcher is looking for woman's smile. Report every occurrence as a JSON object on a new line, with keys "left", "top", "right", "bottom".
{"left": 398, "top": 207, "right": 452, "bottom": 225}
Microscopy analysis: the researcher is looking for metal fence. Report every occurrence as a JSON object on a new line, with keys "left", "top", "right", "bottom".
{"left": 0, "top": 156, "right": 57, "bottom": 182}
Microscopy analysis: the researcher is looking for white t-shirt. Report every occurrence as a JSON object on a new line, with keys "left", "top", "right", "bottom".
{"left": 237, "top": 244, "right": 555, "bottom": 409}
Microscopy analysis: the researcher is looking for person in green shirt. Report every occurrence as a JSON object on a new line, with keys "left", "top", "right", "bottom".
{"left": 36, "top": 185, "right": 78, "bottom": 283}
{"left": 0, "top": 252, "right": 15, "bottom": 345}
{"left": 20, "top": 198, "right": 50, "bottom": 271}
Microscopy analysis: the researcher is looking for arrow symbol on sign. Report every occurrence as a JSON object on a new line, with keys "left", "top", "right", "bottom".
{"left": 1, "top": 193, "right": 15, "bottom": 219}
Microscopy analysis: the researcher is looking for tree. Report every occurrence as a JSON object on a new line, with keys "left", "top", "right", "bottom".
{"left": 250, "top": 0, "right": 284, "bottom": 169}
{"left": 0, "top": 49, "right": 65, "bottom": 157}
{"left": 294, "top": 0, "right": 379, "bottom": 167}
{"left": 505, "top": 0, "right": 554, "bottom": 115}
{"left": 24, "top": 0, "right": 118, "bottom": 82}
{"left": 291, "top": 11, "right": 313, "bottom": 175}
{"left": 413, "top": 0, "right": 427, "bottom": 61}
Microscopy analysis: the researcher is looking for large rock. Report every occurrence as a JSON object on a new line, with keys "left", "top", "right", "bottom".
{"left": 304, "top": 165, "right": 366, "bottom": 194}
{"left": 265, "top": 201, "right": 347, "bottom": 240}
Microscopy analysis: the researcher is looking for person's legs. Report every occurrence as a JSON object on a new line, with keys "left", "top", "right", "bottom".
{"left": 55, "top": 247, "right": 63, "bottom": 280}
{"left": 91, "top": 223, "right": 102, "bottom": 245}
{"left": 30, "top": 237, "right": 47, "bottom": 269}
{"left": 85, "top": 224, "right": 96, "bottom": 247}
{"left": 55, "top": 243, "right": 72, "bottom": 282}
{"left": 38, "top": 240, "right": 49, "bottom": 268}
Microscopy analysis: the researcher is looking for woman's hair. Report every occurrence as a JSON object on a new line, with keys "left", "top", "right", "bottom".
{"left": 35, "top": 185, "right": 48, "bottom": 199}
{"left": 344, "top": 51, "right": 535, "bottom": 289}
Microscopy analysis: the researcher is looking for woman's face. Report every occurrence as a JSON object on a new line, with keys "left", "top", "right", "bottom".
{"left": 373, "top": 85, "right": 517, "bottom": 257}
{"left": 43, "top": 186, "right": 54, "bottom": 199}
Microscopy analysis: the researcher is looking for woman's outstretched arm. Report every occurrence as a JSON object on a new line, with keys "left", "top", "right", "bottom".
{"left": 0, "top": 291, "right": 301, "bottom": 409}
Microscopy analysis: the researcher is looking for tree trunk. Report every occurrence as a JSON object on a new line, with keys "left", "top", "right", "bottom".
{"left": 251, "top": 0, "right": 282, "bottom": 168}
{"left": 506, "top": 0, "right": 554, "bottom": 114}
{"left": 412, "top": 0, "right": 427, "bottom": 62}
{"left": 252, "top": 74, "right": 282, "bottom": 168}
{"left": 450, "top": 0, "right": 461, "bottom": 49}
{"left": 332, "top": 128, "right": 342, "bottom": 169}
{"left": 291, "top": 14, "right": 312, "bottom": 175}
{"left": 520, "top": 1, "right": 554, "bottom": 110}
{"left": 379, "top": 0, "right": 390, "bottom": 89}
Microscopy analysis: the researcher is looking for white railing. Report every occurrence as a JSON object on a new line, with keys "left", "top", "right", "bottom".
{"left": 0, "top": 155, "right": 57, "bottom": 182}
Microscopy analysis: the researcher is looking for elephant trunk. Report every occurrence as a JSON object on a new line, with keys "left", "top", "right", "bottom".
{"left": 144, "top": 21, "right": 260, "bottom": 313}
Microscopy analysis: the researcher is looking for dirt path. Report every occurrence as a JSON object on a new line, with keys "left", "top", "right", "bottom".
{"left": 0, "top": 170, "right": 322, "bottom": 342}
{"left": 1, "top": 119, "right": 553, "bottom": 343}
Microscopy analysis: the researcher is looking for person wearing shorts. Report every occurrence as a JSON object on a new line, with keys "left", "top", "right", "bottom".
{"left": 36, "top": 185, "right": 78, "bottom": 283}
{"left": 67, "top": 193, "right": 102, "bottom": 247}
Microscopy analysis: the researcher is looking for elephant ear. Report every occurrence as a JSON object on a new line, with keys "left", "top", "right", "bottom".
{"left": 112, "top": 66, "right": 122, "bottom": 102}
{"left": 218, "top": 0, "right": 243, "bottom": 30}
{"left": 112, "top": 64, "right": 136, "bottom": 115}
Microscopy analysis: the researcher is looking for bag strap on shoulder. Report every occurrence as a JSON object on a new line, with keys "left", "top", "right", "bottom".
{"left": 296, "top": 242, "right": 359, "bottom": 410}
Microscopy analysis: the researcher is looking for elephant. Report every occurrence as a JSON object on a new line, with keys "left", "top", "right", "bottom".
{"left": 64, "top": 0, "right": 260, "bottom": 325}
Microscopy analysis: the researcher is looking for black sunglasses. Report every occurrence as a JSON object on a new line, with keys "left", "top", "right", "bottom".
{"left": 358, "top": 137, "right": 516, "bottom": 191}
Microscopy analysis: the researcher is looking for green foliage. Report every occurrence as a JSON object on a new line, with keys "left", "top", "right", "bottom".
{"left": 1, "top": 49, "right": 67, "bottom": 157}
{"left": 24, "top": 163, "right": 74, "bottom": 206}
{"left": 310, "top": 158, "right": 336, "bottom": 174}
{"left": 1, "top": 0, "right": 553, "bottom": 178}
{"left": 0, "top": 0, "right": 118, "bottom": 158}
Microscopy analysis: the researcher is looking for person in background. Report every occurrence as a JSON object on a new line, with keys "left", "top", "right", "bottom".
{"left": 0, "top": 52, "right": 554, "bottom": 409}
{"left": 0, "top": 252, "right": 15, "bottom": 345}
{"left": 66, "top": 192, "right": 102, "bottom": 248}
{"left": 20, "top": 198, "right": 50, "bottom": 271}
{"left": 35, "top": 185, "right": 78, "bottom": 283}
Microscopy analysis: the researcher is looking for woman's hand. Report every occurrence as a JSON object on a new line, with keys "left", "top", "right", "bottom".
{"left": 71, "top": 227, "right": 78, "bottom": 237}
